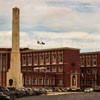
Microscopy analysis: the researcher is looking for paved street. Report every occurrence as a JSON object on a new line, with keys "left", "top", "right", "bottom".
{"left": 16, "top": 92, "right": 100, "bottom": 100}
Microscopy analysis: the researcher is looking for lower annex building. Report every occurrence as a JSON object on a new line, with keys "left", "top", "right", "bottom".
{"left": 80, "top": 52, "right": 100, "bottom": 89}
{"left": 0, "top": 47, "right": 80, "bottom": 89}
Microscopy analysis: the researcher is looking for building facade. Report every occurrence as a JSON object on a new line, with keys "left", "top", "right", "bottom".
{"left": 80, "top": 52, "right": 100, "bottom": 88}
{"left": 0, "top": 47, "right": 80, "bottom": 89}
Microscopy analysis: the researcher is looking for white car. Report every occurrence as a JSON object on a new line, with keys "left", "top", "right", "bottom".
{"left": 84, "top": 88, "right": 90, "bottom": 93}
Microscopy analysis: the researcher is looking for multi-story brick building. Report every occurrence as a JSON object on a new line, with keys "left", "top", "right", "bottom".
{"left": 80, "top": 52, "right": 100, "bottom": 88}
{"left": 0, "top": 47, "right": 80, "bottom": 89}
{"left": 1, "top": 47, "right": 100, "bottom": 90}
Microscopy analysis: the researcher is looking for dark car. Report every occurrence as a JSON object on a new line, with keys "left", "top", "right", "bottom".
{"left": 7, "top": 87, "right": 17, "bottom": 99}
{"left": 0, "top": 86, "right": 15, "bottom": 100}
{"left": 15, "top": 88, "right": 26, "bottom": 98}
{"left": 0, "top": 92, "right": 11, "bottom": 100}
{"left": 0, "top": 86, "right": 10, "bottom": 96}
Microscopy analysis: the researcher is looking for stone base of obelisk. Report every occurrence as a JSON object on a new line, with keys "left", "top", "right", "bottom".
{"left": 7, "top": 52, "right": 23, "bottom": 88}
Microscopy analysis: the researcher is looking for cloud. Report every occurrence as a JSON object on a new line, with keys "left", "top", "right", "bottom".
{"left": 0, "top": 0, "right": 100, "bottom": 52}
{"left": 0, "top": 30, "right": 100, "bottom": 52}
{"left": 1, "top": 0, "right": 100, "bottom": 33}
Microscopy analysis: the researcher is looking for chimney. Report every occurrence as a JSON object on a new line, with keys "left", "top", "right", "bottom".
{"left": 7, "top": 7, "right": 23, "bottom": 88}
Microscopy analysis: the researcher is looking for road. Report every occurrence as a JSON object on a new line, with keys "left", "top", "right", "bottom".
{"left": 16, "top": 92, "right": 100, "bottom": 100}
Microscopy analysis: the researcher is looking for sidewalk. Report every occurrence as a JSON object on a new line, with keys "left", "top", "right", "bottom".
{"left": 47, "top": 92, "right": 81, "bottom": 95}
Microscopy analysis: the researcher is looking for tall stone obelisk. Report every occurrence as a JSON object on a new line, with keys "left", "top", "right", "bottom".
{"left": 7, "top": 7, "right": 23, "bottom": 88}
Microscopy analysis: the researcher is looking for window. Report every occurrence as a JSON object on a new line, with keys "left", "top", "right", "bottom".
{"left": 27, "top": 68, "right": 32, "bottom": 72}
{"left": 92, "top": 55, "right": 97, "bottom": 66}
{"left": 86, "top": 56, "right": 91, "bottom": 67}
{"left": 46, "top": 67, "right": 50, "bottom": 72}
{"left": 52, "top": 66, "right": 56, "bottom": 72}
{"left": 44, "top": 78, "right": 49, "bottom": 85}
{"left": 81, "top": 80, "right": 84, "bottom": 86}
{"left": 50, "top": 78, "right": 55, "bottom": 85}
{"left": 80, "top": 56, "right": 85, "bottom": 67}
{"left": 27, "top": 54, "right": 32, "bottom": 66}
{"left": 39, "top": 53, "right": 44, "bottom": 65}
{"left": 58, "top": 66, "right": 63, "bottom": 72}
{"left": 2, "top": 54, "right": 7, "bottom": 71}
{"left": 45, "top": 53, "right": 50, "bottom": 64}
{"left": 25, "top": 77, "right": 31, "bottom": 85}
{"left": 52, "top": 52, "right": 56, "bottom": 64}
{"left": 22, "top": 68, "right": 26, "bottom": 72}
{"left": 58, "top": 79, "right": 63, "bottom": 85}
{"left": 39, "top": 67, "right": 46, "bottom": 72}
{"left": 58, "top": 51, "right": 63, "bottom": 63}
{"left": 33, "top": 54, "right": 38, "bottom": 65}
{"left": 32, "top": 78, "right": 37, "bottom": 85}
{"left": 38, "top": 78, "right": 43, "bottom": 85}
{"left": 34, "top": 67, "right": 39, "bottom": 72}
{"left": 22, "top": 54, "right": 26, "bottom": 66}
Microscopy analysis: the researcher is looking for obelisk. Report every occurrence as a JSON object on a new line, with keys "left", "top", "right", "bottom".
{"left": 7, "top": 7, "right": 23, "bottom": 88}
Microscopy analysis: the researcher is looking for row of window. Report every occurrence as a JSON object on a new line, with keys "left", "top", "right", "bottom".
{"left": 81, "top": 69, "right": 97, "bottom": 74}
{"left": 21, "top": 51, "right": 63, "bottom": 66}
{"left": 24, "top": 77, "right": 63, "bottom": 86}
{"left": 22, "top": 66, "right": 63, "bottom": 73}
{"left": 80, "top": 55, "right": 97, "bottom": 67}
{"left": 81, "top": 80, "right": 96, "bottom": 86}
{"left": 24, "top": 77, "right": 55, "bottom": 85}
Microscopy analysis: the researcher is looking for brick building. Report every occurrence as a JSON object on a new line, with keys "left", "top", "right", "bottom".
{"left": 0, "top": 47, "right": 80, "bottom": 89}
{"left": 80, "top": 52, "right": 100, "bottom": 88}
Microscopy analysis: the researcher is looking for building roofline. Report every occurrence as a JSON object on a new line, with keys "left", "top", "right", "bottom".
{"left": 21, "top": 47, "right": 80, "bottom": 53}
{"left": 80, "top": 51, "right": 100, "bottom": 54}
{"left": 0, "top": 47, "right": 80, "bottom": 53}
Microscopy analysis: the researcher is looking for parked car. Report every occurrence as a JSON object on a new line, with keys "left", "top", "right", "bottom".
{"left": 25, "top": 88, "right": 35, "bottom": 96}
{"left": 89, "top": 88, "right": 94, "bottom": 92}
{"left": 0, "top": 92, "right": 11, "bottom": 100}
{"left": 0, "top": 86, "right": 10, "bottom": 96}
{"left": 7, "top": 87, "right": 17, "bottom": 99}
{"left": 84, "top": 88, "right": 90, "bottom": 93}
{"left": 15, "top": 88, "right": 26, "bottom": 97}
{"left": 32, "top": 88, "right": 42, "bottom": 95}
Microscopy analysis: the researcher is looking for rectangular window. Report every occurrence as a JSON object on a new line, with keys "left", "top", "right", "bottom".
{"left": 2, "top": 54, "right": 7, "bottom": 71}
{"left": 80, "top": 56, "right": 85, "bottom": 67}
{"left": 33, "top": 54, "right": 38, "bottom": 65}
{"left": 25, "top": 77, "right": 31, "bottom": 85}
{"left": 58, "top": 66, "right": 63, "bottom": 72}
{"left": 52, "top": 52, "right": 57, "bottom": 64}
{"left": 52, "top": 66, "right": 56, "bottom": 72}
{"left": 45, "top": 53, "right": 50, "bottom": 64}
{"left": 39, "top": 67, "right": 46, "bottom": 72}
{"left": 86, "top": 56, "right": 91, "bottom": 67}
{"left": 46, "top": 67, "right": 50, "bottom": 72}
{"left": 44, "top": 78, "right": 49, "bottom": 85}
{"left": 22, "top": 54, "right": 26, "bottom": 66}
{"left": 58, "top": 51, "right": 63, "bottom": 64}
{"left": 34, "top": 67, "right": 39, "bottom": 72}
{"left": 27, "top": 68, "right": 32, "bottom": 72}
{"left": 50, "top": 78, "right": 55, "bottom": 85}
{"left": 38, "top": 78, "right": 43, "bottom": 85}
{"left": 92, "top": 55, "right": 97, "bottom": 67}
{"left": 22, "top": 68, "right": 26, "bottom": 72}
{"left": 58, "top": 79, "right": 63, "bottom": 85}
{"left": 27, "top": 54, "right": 32, "bottom": 66}
{"left": 39, "top": 53, "right": 44, "bottom": 65}
{"left": 32, "top": 78, "right": 37, "bottom": 85}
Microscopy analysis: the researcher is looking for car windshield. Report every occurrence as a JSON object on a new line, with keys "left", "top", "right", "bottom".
{"left": 0, "top": 87, "right": 9, "bottom": 91}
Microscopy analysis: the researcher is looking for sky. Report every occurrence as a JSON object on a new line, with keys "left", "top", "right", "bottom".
{"left": 0, "top": 0, "right": 100, "bottom": 52}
